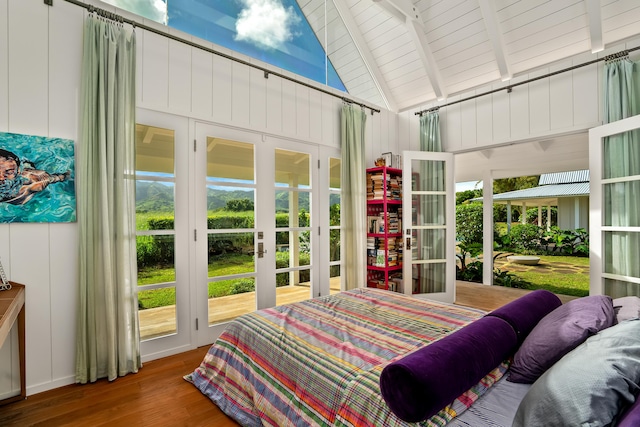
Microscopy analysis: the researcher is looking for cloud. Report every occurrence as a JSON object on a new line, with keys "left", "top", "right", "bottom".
{"left": 235, "top": 0, "right": 300, "bottom": 50}
{"left": 103, "top": 0, "right": 167, "bottom": 24}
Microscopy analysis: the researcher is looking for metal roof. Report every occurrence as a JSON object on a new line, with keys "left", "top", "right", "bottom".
{"left": 471, "top": 182, "right": 590, "bottom": 207}
{"left": 539, "top": 170, "right": 589, "bottom": 185}
{"left": 492, "top": 183, "right": 590, "bottom": 201}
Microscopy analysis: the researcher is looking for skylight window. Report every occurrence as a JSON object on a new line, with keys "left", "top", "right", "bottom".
{"left": 101, "top": 0, "right": 346, "bottom": 92}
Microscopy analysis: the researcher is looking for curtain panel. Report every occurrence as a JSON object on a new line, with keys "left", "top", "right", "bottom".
{"left": 76, "top": 16, "right": 141, "bottom": 384}
{"left": 417, "top": 112, "right": 444, "bottom": 293}
{"left": 602, "top": 57, "right": 640, "bottom": 297}
{"left": 341, "top": 104, "right": 367, "bottom": 291}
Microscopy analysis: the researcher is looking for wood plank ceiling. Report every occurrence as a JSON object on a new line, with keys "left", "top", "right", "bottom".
{"left": 299, "top": 0, "right": 640, "bottom": 112}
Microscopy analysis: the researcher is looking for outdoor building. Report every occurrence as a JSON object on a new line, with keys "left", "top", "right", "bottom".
{"left": 479, "top": 170, "right": 590, "bottom": 232}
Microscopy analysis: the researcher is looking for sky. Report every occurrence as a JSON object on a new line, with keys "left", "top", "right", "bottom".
{"left": 103, "top": 0, "right": 346, "bottom": 91}
{"left": 456, "top": 181, "right": 483, "bottom": 192}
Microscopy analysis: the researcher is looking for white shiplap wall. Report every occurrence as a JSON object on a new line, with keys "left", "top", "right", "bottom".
{"left": 398, "top": 36, "right": 640, "bottom": 183}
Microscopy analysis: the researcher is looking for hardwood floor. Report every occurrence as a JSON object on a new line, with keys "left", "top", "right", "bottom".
{"left": 0, "top": 283, "right": 575, "bottom": 426}
{"left": 0, "top": 347, "right": 237, "bottom": 427}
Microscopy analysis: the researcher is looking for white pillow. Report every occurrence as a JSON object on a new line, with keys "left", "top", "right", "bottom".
{"left": 613, "top": 296, "right": 640, "bottom": 322}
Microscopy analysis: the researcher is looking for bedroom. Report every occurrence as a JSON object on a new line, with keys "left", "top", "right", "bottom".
{"left": 1, "top": 0, "right": 640, "bottom": 424}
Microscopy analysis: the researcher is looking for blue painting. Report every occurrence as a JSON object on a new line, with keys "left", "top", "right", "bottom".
{"left": 0, "top": 132, "right": 75, "bottom": 223}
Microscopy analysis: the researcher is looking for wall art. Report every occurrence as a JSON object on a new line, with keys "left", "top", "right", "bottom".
{"left": 0, "top": 131, "right": 75, "bottom": 223}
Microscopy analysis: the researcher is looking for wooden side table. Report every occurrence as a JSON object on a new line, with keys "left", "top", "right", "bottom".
{"left": 0, "top": 282, "right": 25, "bottom": 405}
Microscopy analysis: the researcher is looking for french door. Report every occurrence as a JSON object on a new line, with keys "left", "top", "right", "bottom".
{"left": 589, "top": 113, "right": 640, "bottom": 297}
{"left": 402, "top": 150, "right": 456, "bottom": 303}
{"left": 194, "top": 123, "right": 323, "bottom": 345}
{"left": 135, "top": 110, "right": 191, "bottom": 360}
{"left": 133, "top": 113, "right": 339, "bottom": 356}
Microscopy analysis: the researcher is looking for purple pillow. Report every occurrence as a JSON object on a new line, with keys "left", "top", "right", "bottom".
{"left": 487, "top": 289, "right": 562, "bottom": 344}
{"left": 618, "top": 394, "right": 640, "bottom": 427}
{"left": 380, "top": 316, "right": 518, "bottom": 423}
{"left": 509, "top": 295, "right": 616, "bottom": 383}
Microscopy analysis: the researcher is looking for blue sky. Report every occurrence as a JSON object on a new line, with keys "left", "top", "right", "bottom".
{"left": 103, "top": 0, "right": 346, "bottom": 91}
{"left": 456, "top": 181, "right": 483, "bottom": 192}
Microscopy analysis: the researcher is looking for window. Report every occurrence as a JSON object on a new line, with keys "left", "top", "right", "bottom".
{"left": 102, "top": 0, "right": 346, "bottom": 92}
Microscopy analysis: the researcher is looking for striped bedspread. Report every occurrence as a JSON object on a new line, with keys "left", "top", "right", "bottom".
{"left": 187, "top": 288, "right": 508, "bottom": 427}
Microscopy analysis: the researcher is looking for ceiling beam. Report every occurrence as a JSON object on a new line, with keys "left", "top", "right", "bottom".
{"left": 333, "top": 0, "right": 397, "bottom": 111}
{"left": 585, "top": 0, "right": 604, "bottom": 53}
{"left": 374, "top": 0, "right": 447, "bottom": 100}
{"left": 478, "top": 0, "right": 512, "bottom": 81}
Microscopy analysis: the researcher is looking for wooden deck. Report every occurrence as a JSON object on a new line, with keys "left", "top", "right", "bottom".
{"left": 140, "top": 280, "right": 577, "bottom": 339}
{"left": 140, "top": 279, "right": 342, "bottom": 340}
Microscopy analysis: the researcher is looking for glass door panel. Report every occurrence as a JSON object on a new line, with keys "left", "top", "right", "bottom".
{"left": 205, "top": 138, "right": 257, "bottom": 324}
{"left": 590, "top": 116, "right": 640, "bottom": 297}
{"left": 136, "top": 110, "right": 190, "bottom": 359}
{"left": 589, "top": 116, "right": 640, "bottom": 298}
{"left": 135, "top": 125, "right": 178, "bottom": 340}
{"left": 329, "top": 157, "right": 342, "bottom": 293}
{"left": 275, "top": 148, "right": 312, "bottom": 306}
{"left": 403, "top": 151, "right": 455, "bottom": 302}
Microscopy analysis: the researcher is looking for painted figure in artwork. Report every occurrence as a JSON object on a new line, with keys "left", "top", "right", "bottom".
{"left": 0, "top": 148, "right": 71, "bottom": 205}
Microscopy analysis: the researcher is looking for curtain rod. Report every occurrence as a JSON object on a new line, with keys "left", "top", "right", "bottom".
{"left": 53, "top": 0, "right": 381, "bottom": 115}
{"left": 416, "top": 45, "right": 640, "bottom": 116}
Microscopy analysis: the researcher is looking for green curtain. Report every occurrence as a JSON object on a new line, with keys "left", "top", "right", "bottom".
{"left": 420, "top": 112, "right": 442, "bottom": 153}
{"left": 341, "top": 104, "right": 367, "bottom": 291}
{"left": 602, "top": 57, "right": 640, "bottom": 298}
{"left": 76, "top": 15, "right": 141, "bottom": 384}
{"left": 416, "top": 112, "right": 444, "bottom": 293}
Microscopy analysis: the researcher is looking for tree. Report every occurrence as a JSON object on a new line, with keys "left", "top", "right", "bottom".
{"left": 493, "top": 176, "right": 539, "bottom": 194}
{"left": 456, "top": 202, "right": 484, "bottom": 244}
{"left": 456, "top": 189, "right": 482, "bottom": 205}
{"left": 226, "top": 198, "right": 254, "bottom": 212}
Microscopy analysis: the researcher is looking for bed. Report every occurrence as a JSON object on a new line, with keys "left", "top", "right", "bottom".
{"left": 187, "top": 287, "right": 640, "bottom": 427}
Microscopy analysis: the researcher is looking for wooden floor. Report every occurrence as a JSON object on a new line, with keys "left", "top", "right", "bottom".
{"left": 0, "top": 283, "right": 575, "bottom": 427}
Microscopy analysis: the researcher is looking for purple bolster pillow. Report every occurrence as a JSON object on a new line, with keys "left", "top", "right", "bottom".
{"left": 486, "top": 289, "right": 562, "bottom": 344}
{"left": 379, "top": 316, "right": 518, "bottom": 423}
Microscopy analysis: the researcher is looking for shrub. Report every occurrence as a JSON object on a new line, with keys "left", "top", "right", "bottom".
{"left": 508, "top": 223, "right": 543, "bottom": 252}
{"left": 456, "top": 202, "right": 484, "bottom": 244}
{"left": 457, "top": 260, "right": 483, "bottom": 282}
{"left": 229, "top": 279, "right": 255, "bottom": 294}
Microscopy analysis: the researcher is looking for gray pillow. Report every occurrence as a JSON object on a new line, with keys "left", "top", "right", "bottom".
{"left": 509, "top": 295, "right": 615, "bottom": 383}
{"left": 512, "top": 319, "right": 640, "bottom": 427}
{"left": 614, "top": 296, "right": 640, "bottom": 322}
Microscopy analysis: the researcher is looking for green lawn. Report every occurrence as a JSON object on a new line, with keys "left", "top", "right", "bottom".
{"left": 496, "top": 255, "right": 589, "bottom": 297}
{"left": 138, "top": 253, "right": 254, "bottom": 309}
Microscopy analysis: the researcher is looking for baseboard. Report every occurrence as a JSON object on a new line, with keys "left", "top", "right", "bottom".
{"left": 27, "top": 375, "right": 75, "bottom": 396}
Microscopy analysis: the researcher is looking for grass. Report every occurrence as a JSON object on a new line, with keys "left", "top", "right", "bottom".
{"left": 497, "top": 255, "right": 589, "bottom": 297}
{"left": 138, "top": 253, "right": 255, "bottom": 309}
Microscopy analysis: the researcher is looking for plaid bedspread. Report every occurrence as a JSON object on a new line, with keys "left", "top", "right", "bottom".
{"left": 187, "top": 288, "right": 508, "bottom": 427}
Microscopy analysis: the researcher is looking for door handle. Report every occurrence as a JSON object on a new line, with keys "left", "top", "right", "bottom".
{"left": 257, "top": 242, "right": 267, "bottom": 258}
{"left": 406, "top": 237, "right": 411, "bottom": 250}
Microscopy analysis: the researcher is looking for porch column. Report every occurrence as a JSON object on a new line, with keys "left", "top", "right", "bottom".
{"left": 537, "top": 205, "right": 542, "bottom": 227}
{"left": 289, "top": 174, "right": 300, "bottom": 286}
{"left": 575, "top": 198, "right": 580, "bottom": 229}
{"left": 521, "top": 202, "right": 527, "bottom": 224}
{"left": 483, "top": 171, "right": 493, "bottom": 286}
{"left": 547, "top": 205, "right": 552, "bottom": 231}
{"left": 507, "top": 201, "right": 512, "bottom": 233}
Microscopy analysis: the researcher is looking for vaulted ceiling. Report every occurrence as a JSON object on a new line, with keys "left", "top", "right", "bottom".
{"left": 301, "top": 0, "right": 640, "bottom": 112}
